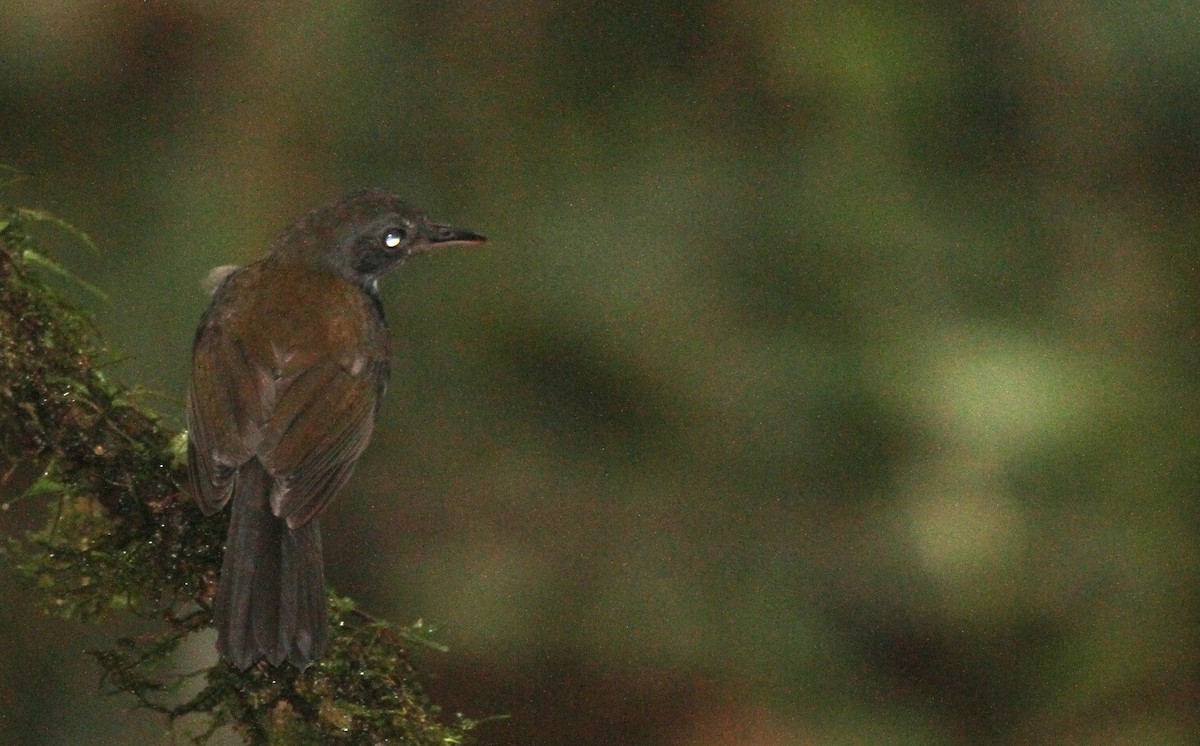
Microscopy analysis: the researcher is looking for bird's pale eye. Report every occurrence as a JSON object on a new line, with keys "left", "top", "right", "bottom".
{"left": 384, "top": 229, "right": 406, "bottom": 248}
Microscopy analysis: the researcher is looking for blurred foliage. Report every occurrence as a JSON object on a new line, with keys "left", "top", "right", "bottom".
{"left": 0, "top": 2, "right": 1199, "bottom": 745}
{"left": 0, "top": 212, "right": 476, "bottom": 744}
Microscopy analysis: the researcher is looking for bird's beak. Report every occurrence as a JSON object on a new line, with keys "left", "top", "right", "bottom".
{"left": 419, "top": 222, "right": 488, "bottom": 251}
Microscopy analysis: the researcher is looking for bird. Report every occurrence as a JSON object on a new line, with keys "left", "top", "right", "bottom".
{"left": 186, "top": 188, "right": 485, "bottom": 669}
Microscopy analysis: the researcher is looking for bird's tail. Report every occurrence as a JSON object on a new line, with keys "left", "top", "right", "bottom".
{"left": 213, "top": 459, "right": 328, "bottom": 669}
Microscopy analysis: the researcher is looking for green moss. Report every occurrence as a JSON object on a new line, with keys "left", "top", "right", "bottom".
{"left": 0, "top": 207, "right": 477, "bottom": 745}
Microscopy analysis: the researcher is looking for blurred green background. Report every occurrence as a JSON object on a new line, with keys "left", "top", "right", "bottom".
{"left": 1, "top": 2, "right": 1198, "bottom": 744}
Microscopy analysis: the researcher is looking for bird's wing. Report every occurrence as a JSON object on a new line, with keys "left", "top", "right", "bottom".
{"left": 257, "top": 355, "right": 383, "bottom": 530}
{"left": 186, "top": 262, "right": 386, "bottom": 527}
{"left": 186, "top": 323, "right": 271, "bottom": 515}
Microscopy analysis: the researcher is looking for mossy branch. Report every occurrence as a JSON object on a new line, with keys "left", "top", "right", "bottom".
{"left": 0, "top": 206, "right": 478, "bottom": 744}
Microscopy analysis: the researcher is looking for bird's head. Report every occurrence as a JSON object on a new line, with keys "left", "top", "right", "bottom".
{"left": 276, "top": 188, "right": 486, "bottom": 289}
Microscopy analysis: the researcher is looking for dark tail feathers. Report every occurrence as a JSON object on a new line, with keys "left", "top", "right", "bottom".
{"left": 214, "top": 459, "right": 328, "bottom": 669}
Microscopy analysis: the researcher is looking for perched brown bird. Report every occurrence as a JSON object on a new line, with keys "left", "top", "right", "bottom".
{"left": 186, "top": 188, "right": 485, "bottom": 669}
